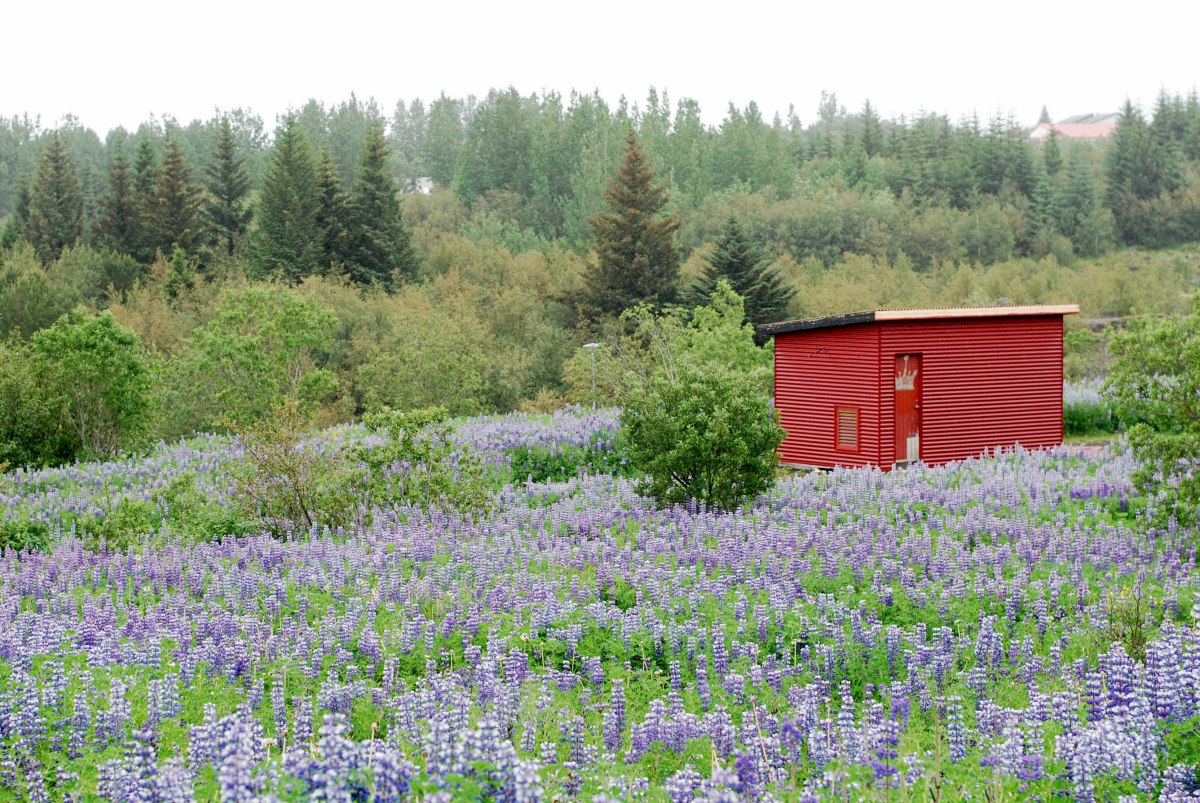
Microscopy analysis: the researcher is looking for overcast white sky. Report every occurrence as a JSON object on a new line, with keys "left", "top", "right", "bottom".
{"left": 6, "top": 0, "right": 1196, "bottom": 136}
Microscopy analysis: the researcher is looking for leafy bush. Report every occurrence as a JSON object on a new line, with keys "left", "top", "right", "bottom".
{"left": 154, "top": 471, "right": 254, "bottom": 543}
{"left": 29, "top": 308, "right": 156, "bottom": 461}
{"left": 1105, "top": 296, "right": 1200, "bottom": 523}
{"left": 354, "top": 406, "right": 493, "bottom": 520}
{"left": 0, "top": 515, "right": 51, "bottom": 555}
{"left": 231, "top": 398, "right": 362, "bottom": 537}
{"left": 508, "top": 435, "right": 629, "bottom": 483}
{"left": 234, "top": 401, "right": 493, "bottom": 537}
{"left": 620, "top": 368, "right": 784, "bottom": 512}
{"left": 77, "top": 496, "right": 158, "bottom": 553}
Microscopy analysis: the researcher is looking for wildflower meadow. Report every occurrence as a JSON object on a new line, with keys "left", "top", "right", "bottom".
{"left": 1, "top": 407, "right": 1198, "bottom": 801}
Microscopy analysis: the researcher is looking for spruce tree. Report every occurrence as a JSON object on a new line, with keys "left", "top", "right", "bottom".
{"left": 204, "top": 117, "right": 252, "bottom": 255}
{"left": 24, "top": 132, "right": 85, "bottom": 264}
{"left": 346, "top": 121, "right": 417, "bottom": 287}
{"left": 315, "top": 146, "right": 351, "bottom": 270}
{"left": 95, "top": 145, "right": 140, "bottom": 256}
{"left": 131, "top": 137, "right": 159, "bottom": 262}
{"left": 252, "top": 117, "right": 323, "bottom": 282}
{"left": 144, "top": 136, "right": 206, "bottom": 257}
{"left": 689, "top": 216, "right": 795, "bottom": 342}
{"left": 582, "top": 131, "right": 681, "bottom": 320}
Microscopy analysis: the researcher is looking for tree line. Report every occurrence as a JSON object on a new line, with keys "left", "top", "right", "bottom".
{"left": 0, "top": 87, "right": 1197, "bottom": 469}
{"left": 3, "top": 87, "right": 1199, "bottom": 267}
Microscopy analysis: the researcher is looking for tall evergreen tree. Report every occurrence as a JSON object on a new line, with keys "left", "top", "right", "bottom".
{"left": 315, "top": 146, "right": 351, "bottom": 270}
{"left": 95, "top": 144, "right": 140, "bottom": 255}
{"left": 346, "top": 121, "right": 417, "bottom": 287}
{"left": 24, "top": 132, "right": 85, "bottom": 264}
{"left": 860, "top": 99, "right": 884, "bottom": 158}
{"left": 252, "top": 117, "right": 323, "bottom": 282}
{"left": 131, "top": 137, "right": 159, "bottom": 262}
{"left": 689, "top": 217, "right": 795, "bottom": 342}
{"left": 420, "top": 94, "right": 465, "bottom": 187}
{"left": 1042, "top": 128, "right": 1063, "bottom": 176}
{"left": 144, "top": 135, "right": 206, "bottom": 256}
{"left": 581, "top": 131, "right": 681, "bottom": 320}
{"left": 204, "top": 117, "right": 253, "bottom": 255}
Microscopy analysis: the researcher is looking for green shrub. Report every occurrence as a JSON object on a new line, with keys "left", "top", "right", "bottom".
{"left": 620, "top": 368, "right": 785, "bottom": 512}
{"left": 78, "top": 496, "right": 158, "bottom": 553}
{"left": 354, "top": 406, "right": 493, "bottom": 520}
{"left": 1106, "top": 296, "right": 1200, "bottom": 523}
{"left": 154, "top": 471, "right": 254, "bottom": 543}
{"left": 231, "top": 398, "right": 362, "bottom": 537}
{"left": 0, "top": 516, "right": 51, "bottom": 555}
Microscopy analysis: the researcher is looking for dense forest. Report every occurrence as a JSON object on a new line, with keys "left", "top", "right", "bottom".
{"left": 1, "top": 87, "right": 1198, "bottom": 466}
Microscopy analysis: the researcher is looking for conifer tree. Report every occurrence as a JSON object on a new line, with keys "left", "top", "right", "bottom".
{"left": 315, "top": 146, "right": 351, "bottom": 270}
{"left": 204, "top": 117, "right": 252, "bottom": 255}
{"left": 581, "top": 131, "right": 681, "bottom": 321}
{"left": 24, "top": 132, "right": 85, "bottom": 264}
{"left": 252, "top": 117, "right": 323, "bottom": 282}
{"left": 689, "top": 216, "right": 795, "bottom": 342}
{"left": 346, "top": 121, "right": 417, "bottom": 287}
{"left": 144, "top": 136, "right": 206, "bottom": 256}
{"left": 131, "top": 137, "right": 159, "bottom": 262}
{"left": 95, "top": 145, "right": 140, "bottom": 255}
{"left": 1042, "top": 128, "right": 1063, "bottom": 176}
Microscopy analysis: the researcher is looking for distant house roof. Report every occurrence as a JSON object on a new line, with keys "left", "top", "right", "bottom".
{"left": 1029, "top": 115, "right": 1118, "bottom": 141}
{"left": 758, "top": 304, "right": 1080, "bottom": 337}
{"left": 1060, "top": 113, "right": 1120, "bottom": 125}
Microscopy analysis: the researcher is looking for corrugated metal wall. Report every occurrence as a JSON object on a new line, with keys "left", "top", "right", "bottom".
{"left": 774, "top": 324, "right": 880, "bottom": 468}
{"left": 878, "top": 315, "right": 1064, "bottom": 466}
{"left": 773, "top": 314, "right": 1066, "bottom": 469}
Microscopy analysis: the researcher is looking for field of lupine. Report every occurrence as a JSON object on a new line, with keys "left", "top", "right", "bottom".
{"left": 2, "top": 405, "right": 1200, "bottom": 802}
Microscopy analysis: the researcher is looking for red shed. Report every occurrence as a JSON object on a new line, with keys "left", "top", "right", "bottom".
{"left": 758, "top": 304, "right": 1080, "bottom": 469}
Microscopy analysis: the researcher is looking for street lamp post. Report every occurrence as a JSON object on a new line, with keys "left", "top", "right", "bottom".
{"left": 582, "top": 343, "right": 599, "bottom": 411}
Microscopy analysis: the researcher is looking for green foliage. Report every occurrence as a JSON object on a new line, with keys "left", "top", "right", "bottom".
{"left": 24, "top": 132, "right": 84, "bottom": 264}
{"left": 0, "top": 515, "right": 51, "bottom": 555}
{"left": 144, "top": 135, "right": 206, "bottom": 257}
{"left": 252, "top": 117, "right": 324, "bottom": 281}
{"left": 508, "top": 435, "right": 628, "bottom": 483}
{"left": 613, "top": 283, "right": 782, "bottom": 511}
{"left": 95, "top": 144, "right": 142, "bottom": 258}
{"left": 581, "top": 131, "right": 681, "bottom": 322}
{"left": 1105, "top": 295, "right": 1200, "bottom": 522}
{"left": 230, "top": 397, "right": 362, "bottom": 537}
{"left": 76, "top": 496, "right": 159, "bottom": 553}
{"left": 354, "top": 406, "right": 493, "bottom": 519}
{"left": 168, "top": 286, "right": 338, "bottom": 432}
{"left": 30, "top": 308, "right": 155, "bottom": 459}
{"left": 688, "top": 216, "right": 795, "bottom": 341}
{"left": 355, "top": 311, "right": 489, "bottom": 416}
{"left": 620, "top": 367, "right": 784, "bottom": 511}
{"left": 203, "top": 116, "right": 253, "bottom": 256}
{"left": 346, "top": 120, "right": 418, "bottom": 286}
{"left": 0, "top": 336, "right": 72, "bottom": 467}
{"left": 1063, "top": 400, "right": 1118, "bottom": 437}
{"left": 0, "top": 242, "right": 80, "bottom": 338}
{"left": 232, "top": 401, "right": 492, "bottom": 538}
{"left": 154, "top": 471, "right": 253, "bottom": 543}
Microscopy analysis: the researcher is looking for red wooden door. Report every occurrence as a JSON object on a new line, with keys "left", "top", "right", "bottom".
{"left": 894, "top": 354, "right": 922, "bottom": 463}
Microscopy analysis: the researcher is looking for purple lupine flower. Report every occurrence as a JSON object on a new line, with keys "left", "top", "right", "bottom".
{"left": 946, "top": 699, "right": 967, "bottom": 763}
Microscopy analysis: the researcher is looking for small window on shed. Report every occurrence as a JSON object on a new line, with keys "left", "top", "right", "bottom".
{"left": 835, "top": 406, "right": 859, "bottom": 452}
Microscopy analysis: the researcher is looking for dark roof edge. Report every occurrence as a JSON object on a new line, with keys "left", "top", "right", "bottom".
{"left": 757, "top": 304, "right": 1080, "bottom": 337}
{"left": 757, "top": 311, "right": 876, "bottom": 337}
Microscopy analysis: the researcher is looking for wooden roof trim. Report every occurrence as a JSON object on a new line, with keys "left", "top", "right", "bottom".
{"left": 872, "top": 304, "right": 1080, "bottom": 321}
